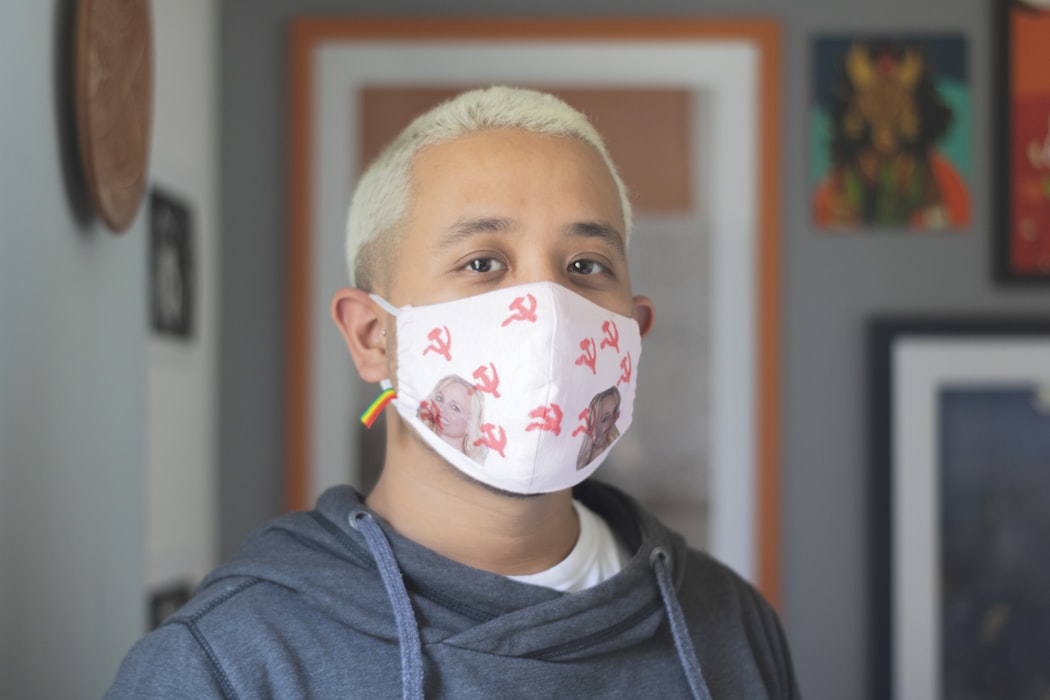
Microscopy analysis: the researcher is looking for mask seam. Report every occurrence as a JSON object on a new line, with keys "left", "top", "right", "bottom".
{"left": 530, "top": 282, "right": 559, "bottom": 493}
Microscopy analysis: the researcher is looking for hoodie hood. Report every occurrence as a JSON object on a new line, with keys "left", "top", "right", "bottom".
{"left": 107, "top": 479, "right": 799, "bottom": 699}
{"left": 200, "top": 480, "right": 687, "bottom": 661}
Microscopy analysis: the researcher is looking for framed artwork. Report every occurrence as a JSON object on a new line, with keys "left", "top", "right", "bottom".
{"left": 810, "top": 34, "right": 971, "bottom": 231}
{"left": 148, "top": 580, "right": 192, "bottom": 631}
{"left": 149, "top": 187, "right": 193, "bottom": 338}
{"left": 996, "top": 1, "right": 1050, "bottom": 282}
{"left": 286, "top": 19, "right": 783, "bottom": 601}
{"left": 869, "top": 318, "right": 1050, "bottom": 700}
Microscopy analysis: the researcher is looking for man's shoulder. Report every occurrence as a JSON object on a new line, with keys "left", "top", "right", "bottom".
{"left": 679, "top": 545, "right": 758, "bottom": 591}
{"left": 166, "top": 574, "right": 283, "bottom": 628}
{"left": 104, "top": 578, "right": 332, "bottom": 699}
{"left": 676, "top": 546, "right": 800, "bottom": 697}
{"left": 105, "top": 570, "right": 391, "bottom": 698}
{"left": 100, "top": 580, "right": 277, "bottom": 700}
{"left": 677, "top": 546, "right": 777, "bottom": 619}
{"left": 162, "top": 572, "right": 350, "bottom": 666}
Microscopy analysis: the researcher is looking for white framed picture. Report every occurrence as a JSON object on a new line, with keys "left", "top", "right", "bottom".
{"left": 870, "top": 317, "right": 1050, "bottom": 699}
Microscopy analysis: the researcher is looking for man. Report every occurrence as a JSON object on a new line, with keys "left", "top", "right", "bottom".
{"left": 106, "top": 86, "right": 799, "bottom": 698}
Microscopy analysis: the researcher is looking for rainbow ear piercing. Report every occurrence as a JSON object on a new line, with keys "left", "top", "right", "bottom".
{"left": 360, "top": 388, "right": 397, "bottom": 428}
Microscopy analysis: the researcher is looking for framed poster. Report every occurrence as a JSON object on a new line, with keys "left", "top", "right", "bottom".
{"left": 810, "top": 34, "right": 971, "bottom": 231}
{"left": 149, "top": 187, "right": 193, "bottom": 339}
{"left": 869, "top": 318, "right": 1050, "bottom": 699}
{"left": 996, "top": 1, "right": 1050, "bottom": 282}
{"left": 286, "top": 19, "right": 783, "bottom": 600}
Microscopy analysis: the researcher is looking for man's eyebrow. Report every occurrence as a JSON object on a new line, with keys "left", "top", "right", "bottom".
{"left": 435, "top": 217, "right": 626, "bottom": 257}
{"left": 566, "top": 221, "right": 626, "bottom": 258}
{"left": 436, "top": 217, "right": 516, "bottom": 250}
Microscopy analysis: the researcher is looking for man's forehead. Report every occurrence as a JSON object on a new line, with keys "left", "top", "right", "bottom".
{"left": 392, "top": 127, "right": 631, "bottom": 279}
{"left": 409, "top": 128, "right": 619, "bottom": 196}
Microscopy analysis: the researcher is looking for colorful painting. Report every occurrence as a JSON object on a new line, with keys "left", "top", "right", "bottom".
{"left": 998, "top": 1, "right": 1050, "bottom": 281}
{"left": 939, "top": 386, "right": 1050, "bottom": 698}
{"left": 811, "top": 35, "right": 971, "bottom": 231}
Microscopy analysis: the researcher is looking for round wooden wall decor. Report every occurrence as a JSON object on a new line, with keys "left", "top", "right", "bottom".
{"left": 74, "top": 0, "right": 153, "bottom": 233}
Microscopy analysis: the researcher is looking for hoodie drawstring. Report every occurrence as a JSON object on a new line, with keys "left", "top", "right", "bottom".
{"left": 349, "top": 510, "right": 707, "bottom": 700}
{"left": 650, "top": 547, "right": 713, "bottom": 700}
{"left": 350, "top": 511, "right": 425, "bottom": 700}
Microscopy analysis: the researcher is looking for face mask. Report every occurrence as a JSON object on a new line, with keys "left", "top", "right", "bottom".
{"left": 369, "top": 281, "right": 642, "bottom": 494}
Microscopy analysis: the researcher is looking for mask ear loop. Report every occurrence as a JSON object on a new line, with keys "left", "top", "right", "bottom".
{"left": 369, "top": 293, "right": 400, "bottom": 316}
{"left": 360, "top": 294, "right": 400, "bottom": 428}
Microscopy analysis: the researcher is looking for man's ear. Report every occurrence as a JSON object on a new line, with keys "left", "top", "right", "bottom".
{"left": 331, "top": 288, "right": 389, "bottom": 383}
{"left": 631, "top": 295, "right": 655, "bottom": 338}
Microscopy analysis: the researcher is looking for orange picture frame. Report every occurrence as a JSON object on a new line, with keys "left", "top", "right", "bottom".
{"left": 286, "top": 18, "right": 782, "bottom": 605}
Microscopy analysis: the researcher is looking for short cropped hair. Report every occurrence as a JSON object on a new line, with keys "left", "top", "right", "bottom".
{"left": 344, "top": 86, "right": 632, "bottom": 290}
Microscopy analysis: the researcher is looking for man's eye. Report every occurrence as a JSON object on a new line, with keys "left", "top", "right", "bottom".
{"left": 465, "top": 258, "right": 504, "bottom": 273}
{"left": 569, "top": 259, "right": 605, "bottom": 275}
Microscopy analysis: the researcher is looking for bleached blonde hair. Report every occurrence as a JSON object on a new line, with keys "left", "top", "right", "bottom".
{"left": 345, "top": 85, "right": 632, "bottom": 290}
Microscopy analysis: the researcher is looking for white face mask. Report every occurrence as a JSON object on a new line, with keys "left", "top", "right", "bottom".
{"left": 370, "top": 281, "right": 642, "bottom": 494}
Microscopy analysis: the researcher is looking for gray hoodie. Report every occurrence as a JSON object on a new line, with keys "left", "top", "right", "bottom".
{"left": 105, "top": 480, "right": 800, "bottom": 699}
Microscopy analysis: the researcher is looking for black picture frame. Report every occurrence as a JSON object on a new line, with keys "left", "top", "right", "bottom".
{"left": 994, "top": 0, "right": 1050, "bottom": 284}
{"left": 148, "top": 580, "right": 192, "bottom": 631}
{"left": 149, "top": 187, "right": 194, "bottom": 338}
{"left": 868, "top": 317, "right": 1050, "bottom": 699}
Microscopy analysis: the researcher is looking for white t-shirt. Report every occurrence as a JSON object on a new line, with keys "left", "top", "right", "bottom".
{"left": 507, "top": 500, "right": 629, "bottom": 592}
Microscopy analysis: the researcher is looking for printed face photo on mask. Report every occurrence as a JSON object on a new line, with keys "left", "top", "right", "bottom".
{"left": 576, "top": 386, "right": 622, "bottom": 471}
{"left": 433, "top": 383, "right": 469, "bottom": 438}
{"left": 417, "top": 375, "right": 488, "bottom": 463}
{"left": 593, "top": 392, "right": 621, "bottom": 445}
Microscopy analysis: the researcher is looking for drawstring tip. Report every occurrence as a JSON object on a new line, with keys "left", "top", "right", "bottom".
{"left": 361, "top": 388, "right": 397, "bottom": 428}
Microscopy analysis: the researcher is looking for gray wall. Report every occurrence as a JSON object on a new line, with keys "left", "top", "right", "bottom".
{"left": 0, "top": 1, "right": 147, "bottom": 696}
{"left": 219, "top": 1, "right": 1049, "bottom": 698}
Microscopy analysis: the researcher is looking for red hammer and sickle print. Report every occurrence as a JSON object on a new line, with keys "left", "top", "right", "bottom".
{"left": 618, "top": 353, "right": 633, "bottom": 385}
{"left": 501, "top": 294, "right": 538, "bottom": 327}
{"left": 575, "top": 338, "right": 597, "bottom": 374}
{"left": 472, "top": 363, "right": 501, "bottom": 398}
{"left": 423, "top": 326, "right": 452, "bottom": 362}
{"left": 572, "top": 407, "right": 593, "bottom": 438}
{"left": 600, "top": 320, "right": 620, "bottom": 353}
{"left": 473, "top": 423, "right": 508, "bottom": 458}
{"left": 525, "top": 403, "right": 563, "bottom": 436}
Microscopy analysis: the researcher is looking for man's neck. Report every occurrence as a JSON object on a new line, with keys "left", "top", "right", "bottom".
{"left": 364, "top": 422, "right": 579, "bottom": 576}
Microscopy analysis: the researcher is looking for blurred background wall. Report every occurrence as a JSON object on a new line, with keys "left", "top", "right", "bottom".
{"left": 0, "top": 1, "right": 149, "bottom": 696}
{"left": 1, "top": 1, "right": 217, "bottom": 697}
{"left": 147, "top": 0, "right": 219, "bottom": 605}
{"left": 1, "top": 0, "right": 1047, "bottom": 698}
